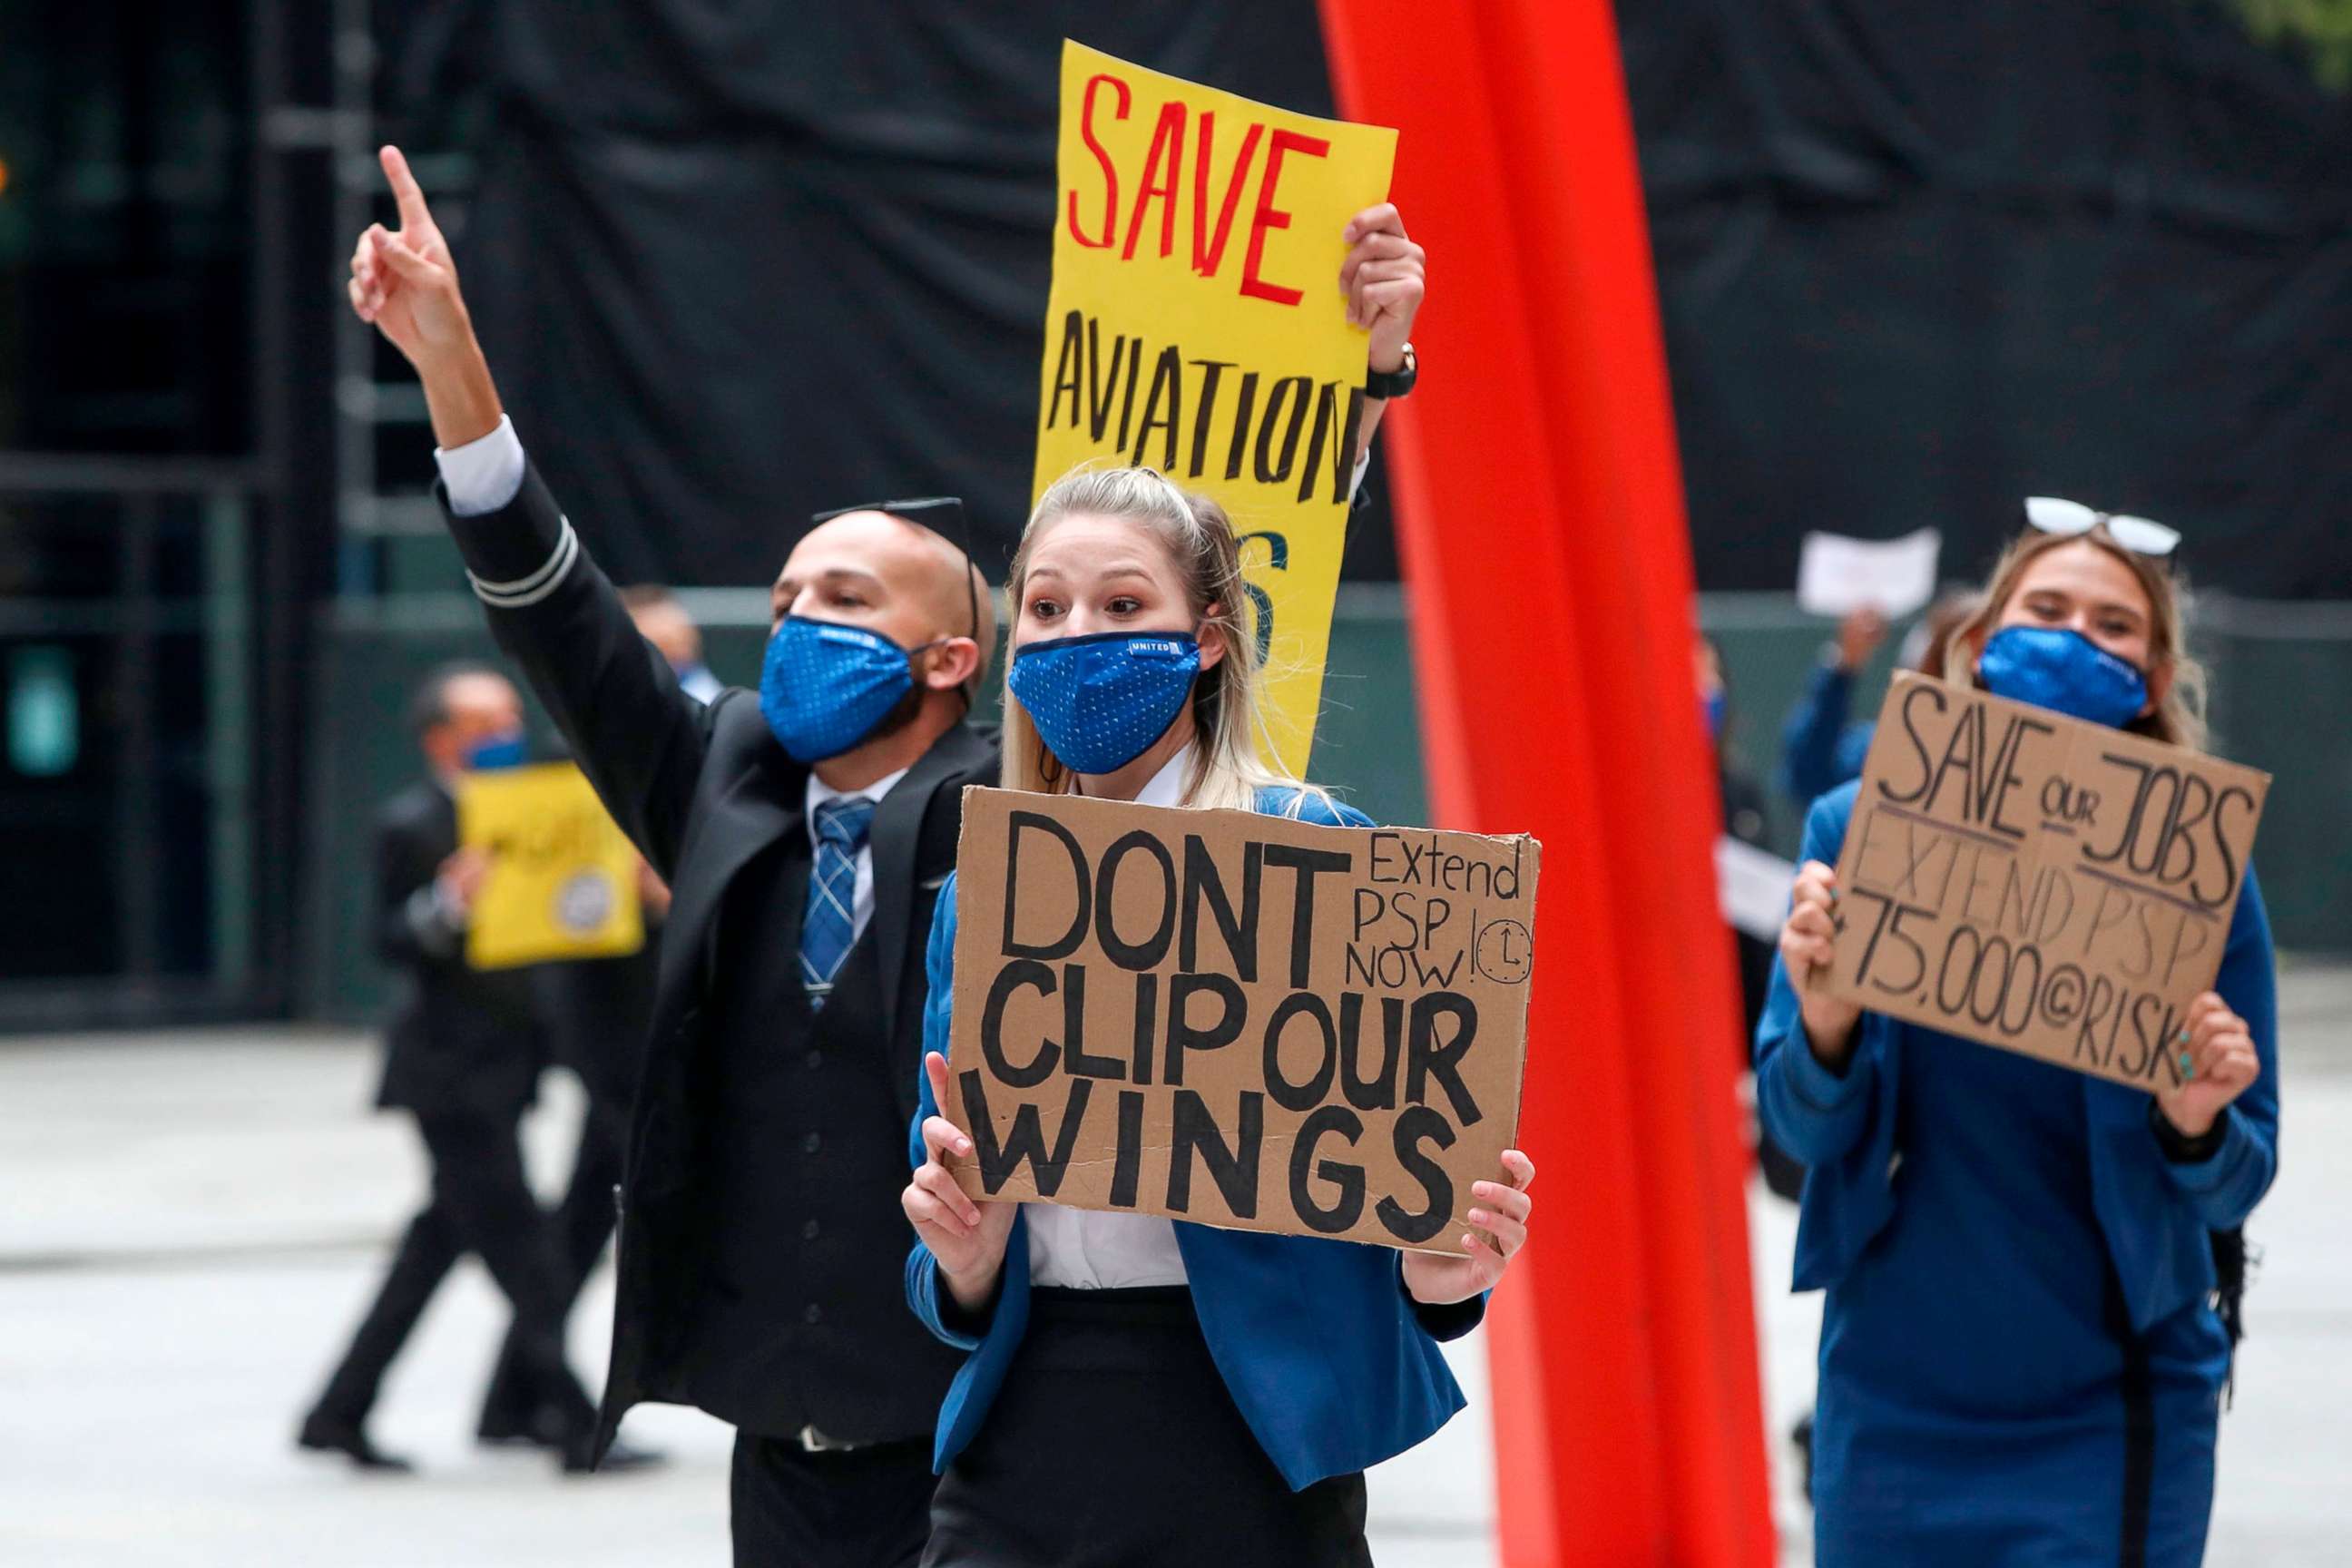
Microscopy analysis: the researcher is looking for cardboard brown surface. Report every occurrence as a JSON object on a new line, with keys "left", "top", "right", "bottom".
{"left": 1823, "top": 673, "right": 2269, "bottom": 1090}
{"left": 944, "top": 788, "right": 1539, "bottom": 1252}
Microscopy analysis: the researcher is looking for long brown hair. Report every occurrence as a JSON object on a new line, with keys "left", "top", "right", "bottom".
{"left": 1937, "top": 525, "right": 2208, "bottom": 751}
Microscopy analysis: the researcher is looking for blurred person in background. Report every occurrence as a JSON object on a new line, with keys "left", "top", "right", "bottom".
{"left": 475, "top": 596, "right": 689, "bottom": 1452}
{"left": 1697, "top": 632, "right": 1776, "bottom": 1044}
{"left": 298, "top": 665, "right": 652, "bottom": 1475}
{"left": 620, "top": 583, "right": 726, "bottom": 703}
{"left": 1776, "top": 593, "right": 1977, "bottom": 811}
{"left": 1700, "top": 632, "right": 1805, "bottom": 1194}
{"left": 345, "top": 141, "right": 1424, "bottom": 1564}
{"left": 1759, "top": 505, "right": 2278, "bottom": 1564}
{"left": 1700, "top": 629, "right": 1814, "bottom": 1477}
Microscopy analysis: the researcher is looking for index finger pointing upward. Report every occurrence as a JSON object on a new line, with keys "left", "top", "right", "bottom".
{"left": 922, "top": 1114, "right": 974, "bottom": 1161}
{"left": 379, "top": 145, "right": 433, "bottom": 231}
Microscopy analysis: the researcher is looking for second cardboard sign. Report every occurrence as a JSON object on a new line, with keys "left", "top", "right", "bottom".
{"left": 1823, "top": 673, "right": 2269, "bottom": 1092}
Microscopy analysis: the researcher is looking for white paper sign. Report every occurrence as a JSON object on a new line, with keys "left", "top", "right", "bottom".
{"left": 1797, "top": 528, "right": 1942, "bottom": 621}
{"left": 1716, "top": 835, "right": 1797, "bottom": 942}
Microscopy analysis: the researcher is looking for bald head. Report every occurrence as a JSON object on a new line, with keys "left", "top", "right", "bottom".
{"left": 770, "top": 510, "right": 996, "bottom": 689}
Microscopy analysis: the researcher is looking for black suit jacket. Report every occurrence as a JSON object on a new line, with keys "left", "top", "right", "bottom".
{"left": 371, "top": 779, "right": 545, "bottom": 1119}
{"left": 444, "top": 465, "right": 997, "bottom": 1455}
{"left": 535, "top": 940, "right": 662, "bottom": 1108}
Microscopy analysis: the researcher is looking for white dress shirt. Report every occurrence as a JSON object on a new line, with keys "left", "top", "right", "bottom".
{"left": 436, "top": 415, "right": 529, "bottom": 516}
{"left": 1024, "top": 747, "right": 1195, "bottom": 1290}
{"left": 805, "top": 766, "right": 909, "bottom": 946}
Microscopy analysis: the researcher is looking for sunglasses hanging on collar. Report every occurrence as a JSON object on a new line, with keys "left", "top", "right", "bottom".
{"left": 2022, "top": 495, "right": 2180, "bottom": 559}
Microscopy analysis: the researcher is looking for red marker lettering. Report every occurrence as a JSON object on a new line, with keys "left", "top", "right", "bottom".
{"left": 1067, "top": 74, "right": 1131, "bottom": 249}
{"left": 1191, "top": 114, "right": 1264, "bottom": 279}
{"left": 1239, "top": 129, "right": 1330, "bottom": 306}
{"left": 1122, "top": 101, "right": 1187, "bottom": 261}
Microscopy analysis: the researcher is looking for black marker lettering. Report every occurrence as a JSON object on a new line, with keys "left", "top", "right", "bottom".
{"left": 1167, "top": 1088, "right": 1261, "bottom": 1218}
{"left": 1376, "top": 1105, "right": 1456, "bottom": 1245}
{"left": 1002, "top": 812, "right": 1091, "bottom": 960}
{"left": 1288, "top": 1105, "right": 1367, "bottom": 1234}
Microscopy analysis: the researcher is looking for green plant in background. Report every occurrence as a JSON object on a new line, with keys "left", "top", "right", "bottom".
{"left": 2224, "top": 0, "right": 2352, "bottom": 90}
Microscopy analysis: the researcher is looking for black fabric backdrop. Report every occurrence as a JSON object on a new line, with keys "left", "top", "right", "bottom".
{"left": 396, "top": 3, "right": 2347, "bottom": 596}
{"left": 390, "top": 1, "right": 1390, "bottom": 589}
{"left": 1619, "top": 1, "right": 2352, "bottom": 596}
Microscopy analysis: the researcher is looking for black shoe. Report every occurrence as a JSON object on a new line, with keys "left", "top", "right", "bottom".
{"left": 1791, "top": 1409, "right": 1816, "bottom": 1501}
{"left": 475, "top": 1412, "right": 541, "bottom": 1448}
{"left": 560, "top": 1436, "right": 668, "bottom": 1476}
{"left": 298, "top": 1411, "right": 416, "bottom": 1474}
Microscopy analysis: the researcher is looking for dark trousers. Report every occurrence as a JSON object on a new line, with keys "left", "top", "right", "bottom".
{"left": 730, "top": 1433, "right": 936, "bottom": 1568}
{"left": 924, "top": 1288, "right": 1370, "bottom": 1568}
{"left": 476, "top": 1087, "right": 629, "bottom": 1435}
{"left": 309, "top": 1109, "right": 594, "bottom": 1443}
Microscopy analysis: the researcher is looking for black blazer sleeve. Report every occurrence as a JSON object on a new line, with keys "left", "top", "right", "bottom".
{"left": 375, "top": 796, "right": 460, "bottom": 970}
{"left": 436, "top": 463, "right": 713, "bottom": 879}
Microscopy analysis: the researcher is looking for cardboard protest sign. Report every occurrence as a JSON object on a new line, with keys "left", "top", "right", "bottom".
{"left": 1822, "top": 674, "right": 2269, "bottom": 1091}
{"left": 456, "top": 762, "right": 644, "bottom": 971}
{"left": 1034, "top": 41, "right": 1397, "bottom": 776}
{"left": 945, "top": 788, "right": 1537, "bottom": 1252}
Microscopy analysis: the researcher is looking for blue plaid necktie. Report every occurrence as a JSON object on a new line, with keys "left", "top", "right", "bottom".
{"left": 799, "top": 795, "right": 877, "bottom": 1009}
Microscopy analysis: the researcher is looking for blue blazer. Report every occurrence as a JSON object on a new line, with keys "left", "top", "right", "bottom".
{"left": 1777, "top": 662, "right": 1876, "bottom": 810}
{"left": 1755, "top": 781, "right": 2281, "bottom": 1336}
{"left": 904, "top": 788, "right": 1484, "bottom": 1491}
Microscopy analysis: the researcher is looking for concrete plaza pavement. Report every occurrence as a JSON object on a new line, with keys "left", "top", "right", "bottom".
{"left": 4, "top": 963, "right": 2347, "bottom": 1564}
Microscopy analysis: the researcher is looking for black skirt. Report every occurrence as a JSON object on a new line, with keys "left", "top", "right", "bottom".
{"left": 923, "top": 1287, "right": 1372, "bottom": 1568}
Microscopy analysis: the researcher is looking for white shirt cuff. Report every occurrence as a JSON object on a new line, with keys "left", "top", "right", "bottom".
{"left": 436, "top": 415, "right": 527, "bottom": 517}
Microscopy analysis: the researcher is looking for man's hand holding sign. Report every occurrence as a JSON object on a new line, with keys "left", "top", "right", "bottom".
{"left": 906, "top": 789, "right": 1538, "bottom": 1316}
{"left": 1785, "top": 672, "right": 2269, "bottom": 1137}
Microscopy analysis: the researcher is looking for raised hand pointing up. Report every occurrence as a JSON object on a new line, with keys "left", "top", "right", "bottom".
{"left": 347, "top": 145, "right": 502, "bottom": 450}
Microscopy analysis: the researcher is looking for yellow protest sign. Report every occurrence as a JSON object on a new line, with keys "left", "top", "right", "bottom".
{"left": 456, "top": 762, "right": 644, "bottom": 970}
{"left": 1034, "top": 41, "right": 1397, "bottom": 774}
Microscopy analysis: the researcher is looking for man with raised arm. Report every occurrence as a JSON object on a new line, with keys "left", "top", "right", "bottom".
{"left": 351, "top": 146, "right": 994, "bottom": 1565}
{"left": 348, "top": 142, "right": 1424, "bottom": 1563}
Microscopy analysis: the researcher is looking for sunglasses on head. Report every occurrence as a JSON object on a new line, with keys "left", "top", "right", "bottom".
{"left": 2023, "top": 496, "right": 2180, "bottom": 559}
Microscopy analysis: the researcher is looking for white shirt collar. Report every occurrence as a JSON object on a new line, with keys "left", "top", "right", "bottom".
{"left": 1132, "top": 745, "right": 1195, "bottom": 809}
{"left": 804, "top": 764, "right": 912, "bottom": 841}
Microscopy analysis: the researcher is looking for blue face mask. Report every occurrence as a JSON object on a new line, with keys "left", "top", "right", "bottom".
{"left": 1009, "top": 631, "right": 1202, "bottom": 775}
{"left": 463, "top": 731, "right": 528, "bottom": 770}
{"left": 760, "top": 616, "right": 925, "bottom": 763}
{"left": 1977, "top": 626, "right": 2149, "bottom": 729}
{"left": 1701, "top": 690, "right": 1727, "bottom": 743}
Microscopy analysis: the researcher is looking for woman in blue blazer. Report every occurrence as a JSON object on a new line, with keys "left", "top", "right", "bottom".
{"left": 899, "top": 464, "right": 1537, "bottom": 1567}
{"left": 1760, "top": 503, "right": 2279, "bottom": 1566}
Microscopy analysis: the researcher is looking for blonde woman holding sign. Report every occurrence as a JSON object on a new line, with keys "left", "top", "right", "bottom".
{"left": 1760, "top": 503, "right": 2279, "bottom": 1567}
{"left": 899, "top": 465, "right": 1537, "bottom": 1567}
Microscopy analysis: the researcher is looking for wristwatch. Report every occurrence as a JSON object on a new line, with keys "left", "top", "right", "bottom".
{"left": 1365, "top": 341, "right": 1417, "bottom": 400}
